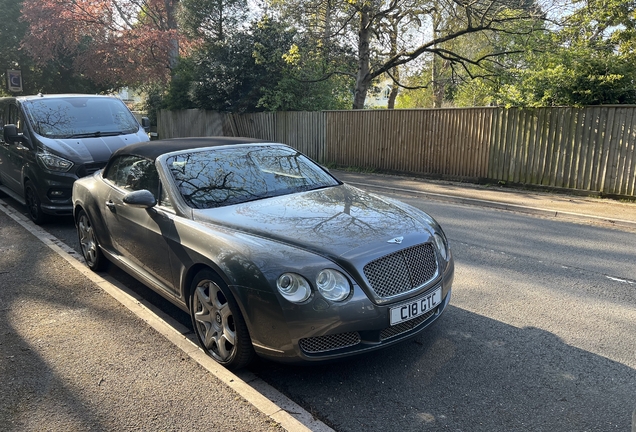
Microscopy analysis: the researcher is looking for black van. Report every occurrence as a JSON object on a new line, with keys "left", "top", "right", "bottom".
{"left": 0, "top": 94, "right": 150, "bottom": 224}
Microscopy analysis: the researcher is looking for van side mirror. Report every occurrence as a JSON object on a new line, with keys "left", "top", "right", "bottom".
{"left": 3, "top": 124, "right": 27, "bottom": 144}
{"left": 141, "top": 117, "right": 151, "bottom": 132}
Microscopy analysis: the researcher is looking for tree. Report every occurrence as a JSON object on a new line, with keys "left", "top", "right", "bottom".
{"left": 178, "top": 0, "right": 248, "bottom": 42}
{"left": 492, "top": 45, "right": 636, "bottom": 106}
{"left": 0, "top": 0, "right": 108, "bottom": 95}
{"left": 21, "top": 0, "right": 183, "bottom": 88}
{"left": 459, "top": 0, "right": 636, "bottom": 106}
{"left": 161, "top": 16, "right": 350, "bottom": 112}
{"left": 268, "top": 0, "right": 545, "bottom": 109}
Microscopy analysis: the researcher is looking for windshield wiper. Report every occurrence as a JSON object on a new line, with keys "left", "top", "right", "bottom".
{"left": 68, "top": 131, "right": 125, "bottom": 138}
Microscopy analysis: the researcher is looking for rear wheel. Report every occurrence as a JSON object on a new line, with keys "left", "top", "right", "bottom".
{"left": 24, "top": 181, "right": 48, "bottom": 225}
{"left": 76, "top": 209, "right": 108, "bottom": 271}
{"left": 189, "top": 270, "right": 254, "bottom": 370}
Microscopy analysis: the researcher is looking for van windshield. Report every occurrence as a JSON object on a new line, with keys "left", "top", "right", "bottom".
{"left": 22, "top": 97, "right": 140, "bottom": 139}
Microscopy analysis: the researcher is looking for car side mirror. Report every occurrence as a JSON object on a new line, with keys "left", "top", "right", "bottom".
{"left": 141, "top": 117, "right": 151, "bottom": 132}
{"left": 123, "top": 189, "right": 157, "bottom": 209}
{"left": 3, "top": 124, "right": 27, "bottom": 144}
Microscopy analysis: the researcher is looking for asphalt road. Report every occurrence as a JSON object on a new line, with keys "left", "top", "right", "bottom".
{"left": 3, "top": 183, "right": 636, "bottom": 432}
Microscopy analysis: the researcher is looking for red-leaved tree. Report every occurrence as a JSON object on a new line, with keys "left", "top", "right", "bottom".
{"left": 21, "top": 0, "right": 184, "bottom": 87}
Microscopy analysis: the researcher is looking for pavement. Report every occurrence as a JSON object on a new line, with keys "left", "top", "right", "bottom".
{"left": 332, "top": 169, "right": 636, "bottom": 231}
{"left": 1, "top": 172, "right": 635, "bottom": 432}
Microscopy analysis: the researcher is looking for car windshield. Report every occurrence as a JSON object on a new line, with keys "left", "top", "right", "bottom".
{"left": 22, "top": 97, "right": 139, "bottom": 138}
{"left": 165, "top": 145, "right": 340, "bottom": 209}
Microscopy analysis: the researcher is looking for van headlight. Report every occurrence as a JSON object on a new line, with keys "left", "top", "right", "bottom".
{"left": 37, "top": 151, "right": 73, "bottom": 172}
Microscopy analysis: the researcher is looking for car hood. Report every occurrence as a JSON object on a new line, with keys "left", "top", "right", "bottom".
{"left": 37, "top": 130, "right": 148, "bottom": 164}
{"left": 192, "top": 184, "right": 436, "bottom": 259}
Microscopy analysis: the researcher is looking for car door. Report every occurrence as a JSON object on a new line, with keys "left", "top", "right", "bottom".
{"left": 0, "top": 100, "right": 9, "bottom": 186}
{"left": 102, "top": 155, "right": 179, "bottom": 295}
{"left": 0, "top": 103, "right": 31, "bottom": 194}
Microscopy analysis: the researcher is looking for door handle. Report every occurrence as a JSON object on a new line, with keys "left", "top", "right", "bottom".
{"left": 105, "top": 200, "right": 116, "bottom": 212}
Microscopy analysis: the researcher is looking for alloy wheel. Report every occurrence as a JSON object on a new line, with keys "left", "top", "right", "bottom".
{"left": 193, "top": 280, "right": 237, "bottom": 362}
{"left": 78, "top": 213, "right": 98, "bottom": 267}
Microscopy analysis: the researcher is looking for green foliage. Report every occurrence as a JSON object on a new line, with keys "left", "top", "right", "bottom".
{"left": 255, "top": 20, "right": 352, "bottom": 111}
{"left": 395, "top": 0, "right": 636, "bottom": 108}
{"left": 141, "top": 84, "right": 167, "bottom": 126}
{"left": 11, "top": 0, "right": 634, "bottom": 110}
{"left": 158, "top": 16, "right": 351, "bottom": 112}
{"left": 178, "top": 0, "right": 248, "bottom": 42}
{"left": 395, "top": 73, "right": 435, "bottom": 108}
{"left": 446, "top": 0, "right": 636, "bottom": 107}
{"left": 495, "top": 49, "right": 636, "bottom": 106}
{"left": 452, "top": 80, "right": 496, "bottom": 107}
{"left": 184, "top": 28, "right": 273, "bottom": 112}
{"left": 162, "top": 58, "right": 197, "bottom": 110}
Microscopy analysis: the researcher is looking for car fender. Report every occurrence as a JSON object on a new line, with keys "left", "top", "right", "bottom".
{"left": 72, "top": 177, "right": 115, "bottom": 251}
{"left": 171, "top": 216, "right": 341, "bottom": 351}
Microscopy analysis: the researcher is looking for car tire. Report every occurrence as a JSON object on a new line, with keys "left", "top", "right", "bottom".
{"left": 190, "top": 270, "right": 254, "bottom": 370}
{"left": 76, "top": 209, "right": 108, "bottom": 272}
{"left": 24, "top": 181, "right": 48, "bottom": 225}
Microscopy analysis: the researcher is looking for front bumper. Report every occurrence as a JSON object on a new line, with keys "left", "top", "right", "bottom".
{"left": 38, "top": 173, "right": 75, "bottom": 216}
{"left": 245, "top": 258, "right": 454, "bottom": 363}
{"left": 35, "top": 163, "right": 105, "bottom": 216}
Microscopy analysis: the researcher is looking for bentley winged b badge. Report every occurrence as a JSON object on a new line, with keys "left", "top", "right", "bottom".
{"left": 387, "top": 236, "right": 404, "bottom": 244}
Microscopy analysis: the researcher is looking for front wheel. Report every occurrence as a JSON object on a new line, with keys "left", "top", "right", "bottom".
{"left": 24, "top": 181, "right": 48, "bottom": 225}
{"left": 189, "top": 270, "right": 254, "bottom": 370}
{"left": 76, "top": 209, "right": 108, "bottom": 271}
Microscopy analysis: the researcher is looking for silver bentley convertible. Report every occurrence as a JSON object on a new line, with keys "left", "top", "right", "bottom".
{"left": 72, "top": 137, "right": 454, "bottom": 369}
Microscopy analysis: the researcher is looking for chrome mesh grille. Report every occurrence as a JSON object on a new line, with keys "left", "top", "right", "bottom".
{"left": 299, "top": 332, "right": 361, "bottom": 353}
{"left": 364, "top": 243, "right": 438, "bottom": 298}
{"left": 380, "top": 308, "right": 437, "bottom": 341}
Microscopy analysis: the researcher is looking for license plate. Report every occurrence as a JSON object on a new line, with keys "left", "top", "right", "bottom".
{"left": 389, "top": 287, "right": 442, "bottom": 325}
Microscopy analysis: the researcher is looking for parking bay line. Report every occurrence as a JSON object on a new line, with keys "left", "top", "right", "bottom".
{"left": 0, "top": 199, "right": 334, "bottom": 432}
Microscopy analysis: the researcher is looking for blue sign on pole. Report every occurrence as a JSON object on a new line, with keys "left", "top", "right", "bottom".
{"left": 7, "top": 70, "right": 22, "bottom": 92}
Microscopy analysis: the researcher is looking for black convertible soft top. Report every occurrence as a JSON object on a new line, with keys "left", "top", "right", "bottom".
{"left": 112, "top": 137, "right": 269, "bottom": 161}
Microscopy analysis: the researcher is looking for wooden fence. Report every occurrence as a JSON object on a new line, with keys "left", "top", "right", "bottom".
{"left": 158, "top": 106, "right": 636, "bottom": 197}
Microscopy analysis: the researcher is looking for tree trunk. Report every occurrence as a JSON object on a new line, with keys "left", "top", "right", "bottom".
{"left": 353, "top": 6, "right": 371, "bottom": 109}
{"left": 431, "top": 5, "right": 443, "bottom": 108}
{"left": 387, "top": 19, "right": 399, "bottom": 110}
{"left": 388, "top": 77, "right": 399, "bottom": 109}
{"left": 322, "top": 0, "right": 332, "bottom": 47}
{"left": 166, "top": 0, "right": 179, "bottom": 70}
{"left": 217, "top": 0, "right": 224, "bottom": 41}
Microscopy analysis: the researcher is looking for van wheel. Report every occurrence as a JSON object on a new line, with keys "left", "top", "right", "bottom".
{"left": 24, "top": 181, "right": 48, "bottom": 225}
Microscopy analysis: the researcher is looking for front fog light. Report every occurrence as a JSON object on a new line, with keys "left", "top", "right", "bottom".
{"left": 433, "top": 233, "right": 448, "bottom": 261}
{"left": 316, "top": 269, "right": 350, "bottom": 301}
{"left": 276, "top": 273, "right": 311, "bottom": 303}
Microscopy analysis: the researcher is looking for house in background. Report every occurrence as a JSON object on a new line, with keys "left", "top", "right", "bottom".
{"left": 365, "top": 79, "right": 393, "bottom": 109}
{"left": 117, "top": 87, "right": 143, "bottom": 108}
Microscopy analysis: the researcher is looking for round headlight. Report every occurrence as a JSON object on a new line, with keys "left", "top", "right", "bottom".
{"left": 316, "top": 269, "right": 351, "bottom": 301}
{"left": 276, "top": 273, "right": 311, "bottom": 303}
{"left": 433, "top": 233, "right": 448, "bottom": 261}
